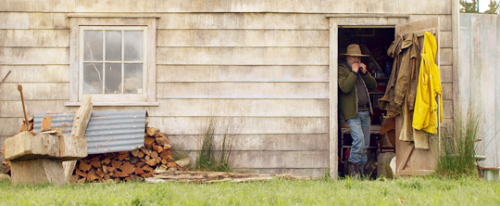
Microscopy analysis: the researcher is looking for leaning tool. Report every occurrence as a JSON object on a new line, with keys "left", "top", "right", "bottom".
{"left": 18, "top": 85, "right": 29, "bottom": 131}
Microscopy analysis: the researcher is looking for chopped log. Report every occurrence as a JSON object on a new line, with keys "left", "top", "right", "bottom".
{"left": 144, "top": 173, "right": 153, "bottom": 178}
{"left": 130, "top": 175, "right": 143, "bottom": 182}
{"left": 146, "top": 159, "right": 157, "bottom": 167}
{"left": 145, "top": 156, "right": 150, "bottom": 161}
{"left": 19, "top": 121, "right": 33, "bottom": 132}
{"left": 140, "top": 148, "right": 151, "bottom": 156}
{"left": 160, "top": 150, "right": 170, "bottom": 160}
{"left": 117, "top": 153, "right": 129, "bottom": 161}
{"left": 77, "top": 178, "right": 86, "bottom": 184}
{"left": 63, "top": 96, "right": 92, "bottom": 182}
{"left": 155, "top": 157, "right": 161, "bottom": 164}
{"left": 86, "top": 169, "right": 99, "bottom": 182}
{"left": 155, "top": 134, "right": 169, "bottom": 146}
{"left": 136, "top": 162, "right": 145, "bottom": 168}
{"left": 137, "top": 151, "right": 145, "bottom": 158}
{"left": 107, "top": 166, "right": 115, "bottom": 173}
{"left": 119, "top": 162, "right": 135, "bottom": 175}
{"left": 163, "top": 144, "right": 172, "bottom": 150}
{"left": 142, "top": 165, "right": 154, "bottom": 174}
{"left": 135, "top": 167, "right": 145, "bottom": 175}
{"left": 175, "top": 158, "right": 190, "bottom": 168}
{"left": 102, "top": 165, "right": 109, "bottom": 174}
{"left": 96, "top": 168, "right": 105, "bottom": 178}
{"left": 90, "top": 158, "right": 101, "bottom": 168}
{"left": 75, "top": 169, "right": 87, "bottom": 178}
{"left": 114, "top": 170, "right": 128, "bottom": 178}
{"left": 41, "top": 116, "right": 52, "bottom": 130}
{"left": 118, "top": 151, "right": 128, "bottom": 155}
{"left": 111, "top": 160, "right": 122, "bottom": 168}
{"left": 103, "top": 174, "right": 110, "bottom": 180}
{"left": 79, "top": 161, "right": 92, "bottom": 172}
{"left": 130, "top": 157, "right": 139, "bottom": 164}
{"left": 70, "top": 175, "right": 79, "bottom": 184}
{"left": 167, "top": 162, "right": 177, "bottom": 167}
{"left": 156, "top": 145, "right": 164, "bottom": 153}
{"left": 100, "top": 158, "right": 111, "bottom": 165}
{"left": 151, "top": 151, "right": 158, "bottom": 159}
{"left": 146, "top": 127, "right": 156, "bottom": 136}
{"left": 130, "top": 150, "right": 140, "bottom": 157}
{"left": 124, "top": 176, "right": 132, "bottom": 181}
{"left": 144, "top": 137, "right": 155, "bottom": 148}
{"left": 161, "top": 159, "right": 167, "bottom": 164}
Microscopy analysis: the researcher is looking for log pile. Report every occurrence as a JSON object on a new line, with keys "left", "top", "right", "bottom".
{"left": 70, "top": 126, "right": 186, "bottom": 183}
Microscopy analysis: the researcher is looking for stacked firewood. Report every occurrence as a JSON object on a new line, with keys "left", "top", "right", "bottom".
{"left": 70, "top": 126, "right": 186, "bottom": 183}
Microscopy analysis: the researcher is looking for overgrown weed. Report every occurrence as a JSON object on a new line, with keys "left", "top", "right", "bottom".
{"left": 195, "top": 117, "right": 236, "bottom": 172}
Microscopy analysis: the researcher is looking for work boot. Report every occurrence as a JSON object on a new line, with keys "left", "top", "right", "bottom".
{"left": 358, "top": 164, "right": 368, "bottom": 179}
{"left": 348, "top": 162, "right": 360, "bottom": 178}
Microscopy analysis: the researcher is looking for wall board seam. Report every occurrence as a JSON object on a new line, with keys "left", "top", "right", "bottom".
{"left": 156, "top": 64, "right": 329, "bottom": 66}
{"left": 0, "top": 11, "right": 453, "bottom": 15}
{"left": 157, "top": 46, "right": 329, "bottom": 48}
{"left": 157, "top": 81, "right": 330, "bottom": 83}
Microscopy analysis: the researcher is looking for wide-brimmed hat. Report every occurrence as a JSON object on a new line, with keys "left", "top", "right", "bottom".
{"left": 340, "top": 44, "right": 369, "bottom": 57}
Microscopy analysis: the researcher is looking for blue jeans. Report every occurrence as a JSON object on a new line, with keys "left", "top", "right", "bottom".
{"left": 347, "top": 111, "right": 371, "bottom": 165}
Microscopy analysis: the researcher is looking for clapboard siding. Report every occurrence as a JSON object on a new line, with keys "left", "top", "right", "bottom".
{"left": 234, "top": 168, "right": 328, "bottom": 177}
{"left": 73, "top": 0, "right": 450, "bottom": 14}
{"left": 0, "top": 118, "right": 23, "bottom": 136}
{"left": 0, "top": 13, "right": 69, "bottom": 29}
{"left": 0, "top": 99, "right": 328, "bottom": 117}
{"left": 1, "top": 0, "right": 75, "bottom": 12}
{"left": 0, "top": 29, "right": 70, "bottom": 47}
{"left": 157, "top": 65, "right": 329, "bottom": 82}
{"left": 440, "top": 48, "right": 453, "bottom": 66}
{"left": 0, "top": 66, "right": 69, "bottom": 83}
{"left": 157, "top": 47, "right": 328, "bottom": 65}
{"left": 441, "top": 66, "right": 453, "bottom": 83}
{"left": 158, "top": 30, "right": 328, "bottom": 47}
{"left": 156, "top": 83, "right": 329, "bottom": 99}
{"left": 409, "top": 14, "right": 453, "bottom": 31}
{"left": 147, "top": 117, "right": 328, "bottom": 135}
{"left": 442, "top": 83, "right": 453, "bottom": 100}
{"left": 0, "top": 48, "right": 69, "bottom": 65}
{"left": 0, "top": 83, "right": 69, "bottom": 100}
{"left": 169, "top": 134, "right": 329, "bottom": 151}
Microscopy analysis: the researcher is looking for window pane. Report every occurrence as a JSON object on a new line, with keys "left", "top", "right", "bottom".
{"left": 104, "top": 63, "right": 122, "bottom": 94}
{"left": 105, "top": 31, "right": 122, "bottom": 61}
{"left": 124, "top": 31, "right": 143, "bottom": 61}
{"left": 124, "top": 64, "right": 143, "bottom": 94}
{"left": 83, "top": 63, "right": 103, "bottom": 94}
{"left": 83, "top": 31, "right": 103, "bottom": 61}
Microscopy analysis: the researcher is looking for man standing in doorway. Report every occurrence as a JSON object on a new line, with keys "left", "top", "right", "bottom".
{"left": 338, "top": 44, "right": 377, "bottom": 177}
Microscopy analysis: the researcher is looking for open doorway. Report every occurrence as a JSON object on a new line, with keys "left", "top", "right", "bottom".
{"left": 337, "top": 27, "right": 396, "bottom": 178}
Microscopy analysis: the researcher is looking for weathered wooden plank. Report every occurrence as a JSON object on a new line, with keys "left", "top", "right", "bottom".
{"left": 158, "top": 13, "right": 329, "bottom": 30}
{"left": 0, "top": 13, "right": 69, "bottom": 29}
{"left": 157, "top": 65, "right": 328, "bottom": 82}
{"left": 0, "top": 66, "right": 69, "bottom": 83}
{"left": 442, "top": 83, "right": 453, "bottom": 100}
{"left": 0, "top": 118, "right": 23, "bottom": 136}
{"left": 440, "top": 66, "right": 453, "bottom": 83}
{"left": 0, "top": 48, "right": 69, "bottom": 65}
{"left": 0, "top": 136, "right": 7, "bottom": 163}
{"left": 0, "top": 30, "right": 70, "bottom": 47}
{"left": 168, "top": 134, "right": 329, "bottom": 151}
{"left": 327, "top": 16, "right": 407, "bottom": 26}
{"left": 409, "top": 14, "right": 453, "bottom": 31}
{"left": 156, "top": 83, "right": 328, "bottom": 99}
{"left": 0, "top": 101, "right": 75, "bottom": 118}
{"left": 2, "top": 0, "right": 75, "bottom": 12}
{"left": 440, "top": 48, "right": 453, "bottom": 66}
{"left": 74, "top": 0, "right": 450, "bottom": 14}
{"left": 0, "top": 83, "right": 69, "bottom": 100}
{"left": 157, "top": 47, "right": 328, "bottom": 65}
{"left": 10, "top": 158, "right": 66, "bottom": 185}
{"left": 442, "top": 100, "right": 453, "bottom": 119}
{"left": 329, "top": 20, "right": 338, "bottom": 179}
{"left": 440, "top": 31, "right": 452, "bottom": 48}
{"left": 158, "top": 30, "right": 328, "bottom": 47}
{"left": 148, "top": 117, "right": 328, "bottom": 135}
{"left": 234, "top": 168, "right": 328, "bottom": 177}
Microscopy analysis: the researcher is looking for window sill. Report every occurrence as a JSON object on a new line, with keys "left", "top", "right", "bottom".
{"left": 64, "top": 102, "right": 159, "bottom": 107}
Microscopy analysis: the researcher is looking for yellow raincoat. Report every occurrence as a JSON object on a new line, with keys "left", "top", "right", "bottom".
{"left": 412, "top": 31, "right": 443, "bottom": 134}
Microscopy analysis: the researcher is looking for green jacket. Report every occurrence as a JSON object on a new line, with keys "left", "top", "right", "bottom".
{"left": 338, "top": 62, "right": 377, "bottom": 120}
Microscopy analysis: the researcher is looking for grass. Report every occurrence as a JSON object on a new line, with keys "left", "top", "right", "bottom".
{"left": 436, "top": 102, "right": 483, "bottom": 178}
{"left": 195, "top": 117, "right": 234, "bottom": 172}
{"left": 1, "top": 177, "right": 499, "bottom": 205}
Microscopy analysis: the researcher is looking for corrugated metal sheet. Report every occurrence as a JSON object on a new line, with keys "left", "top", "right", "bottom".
{"left": 34, "top": 110, "right": 147, "bottom": 154}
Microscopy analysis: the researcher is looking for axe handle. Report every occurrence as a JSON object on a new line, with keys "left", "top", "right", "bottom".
{"left": 18, "top": 85, "right": 29, "bottom": 131}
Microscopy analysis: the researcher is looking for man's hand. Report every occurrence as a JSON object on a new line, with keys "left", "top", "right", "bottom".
{"left": 351, "top": 62, "right": 360, "bottom": 73}
{"left": 359, "top": 63, "right": 367, "bottom": 74}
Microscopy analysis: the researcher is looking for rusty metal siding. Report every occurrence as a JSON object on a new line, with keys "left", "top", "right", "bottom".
{"left": 33, "top": 110, "right": 147, "bottom": 154}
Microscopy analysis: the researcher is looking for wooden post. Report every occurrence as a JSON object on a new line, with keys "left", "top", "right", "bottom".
{"left": 63, "top": 96, "right": 93, "bottom": 182}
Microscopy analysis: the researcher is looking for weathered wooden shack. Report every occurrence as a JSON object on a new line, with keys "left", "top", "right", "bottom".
{"left": 0, "top": 0, "right": 461, "bottom": 178}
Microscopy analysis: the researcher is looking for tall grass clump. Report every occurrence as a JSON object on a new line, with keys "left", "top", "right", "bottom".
{"left": 195, "top": 117, "right": 234, "bottom": 172}
{"left": 435, "top": 102, "right": 483, "bottom": 177}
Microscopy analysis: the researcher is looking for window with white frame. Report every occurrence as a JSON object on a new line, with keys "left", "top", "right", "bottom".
{"left": 80, "top": 27, "right": 147, "bottom": 101}
{"left": 66, "top": 15, "right": 158, "bottom": 106}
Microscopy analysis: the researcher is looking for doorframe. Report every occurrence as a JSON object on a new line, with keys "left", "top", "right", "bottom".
{"left": 326, "top": 14, "right": 409, "bottom": 179}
